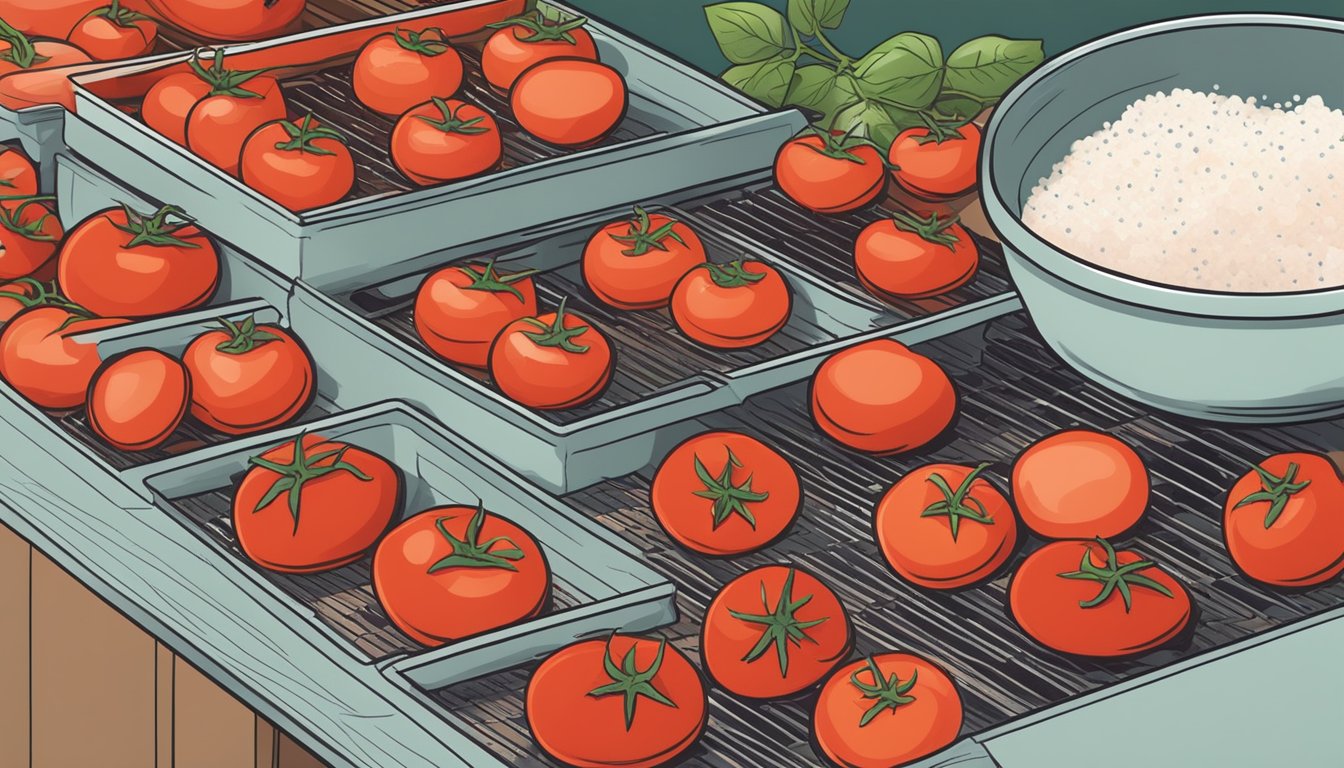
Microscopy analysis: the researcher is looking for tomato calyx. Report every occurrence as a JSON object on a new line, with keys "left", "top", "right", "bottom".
{"left": 1234, "top": 461, "right": 1311, "bottom": 529}
{"left": 248, "top": 433, "right": 374, "bottom": 533}
{"left": 457, "top": 257, "right": 538, "bottom": 303}
{"left": 213, "top": 315, "right": 282, "bottom": 354}
{"left": 728, "top": 567, "right": 829, "bottom": 676}
{"left": 692, "top": 447, "right": 769, "bottom": 530}
{"left": 0, "top": 19, "right": 49, "bottom": 70}
{"left": 891, "top": 211, "right": 961, "bottom": 250}
{"left": 415, "top": 97, "right": 492, "bottom": 136}
{"left": 799, "top": 125, "right": 875, "bottom": 164}
{"left": 113, "top": 203, "right": 202, "bottom": 249}
{"left": 486, "top": 10, "right": 589, "bottom": 45}
{"left": 0, "top": 277, "right": 58, "bottom": 311}
{"left": 912, "top": 112, "right": 972, "bottom": 145}
{"left": 920, "top": 462, "right": 994, "bottom": 541}
{"left": 0, "top": 195, "right": 58, "bottom": 242}
{"left": 521, "top": 297, "right": 590, "bottom": 354}
{"left": 610, "top": 206, "right": 687, "bottom": 257}
{"left": 426, "top": 504, "right": 526, "bottom": 573}
{"left": 85, "top": 0, "right": 154, "bottom": 29}
{"left": 273, "top": 113, "right": 348, "bottom": 157}
{"left": 187, "top": 48, "right": 278, "bottom": 99}
{"left": 391, "top": 26, "right": 452, "bottom": 57}
{"left": 697, "top": 259, "right": 766, "bottom": 289}
{"left": 850, "top": 656, "right": 917, "bottom": 727}
{"left": 586, "top": 636, "right": 677, "bottom": 731}
{"left": 1057, "top": 538, "right": 1174, "bottom": 612}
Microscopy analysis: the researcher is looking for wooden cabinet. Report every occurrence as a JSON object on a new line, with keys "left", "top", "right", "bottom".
{"left": 1, "top": 523, "right": 325, "bottom": 768}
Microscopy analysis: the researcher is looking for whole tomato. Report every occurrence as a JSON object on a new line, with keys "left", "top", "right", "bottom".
{"left": 233, "top": 433, "right": 401, "bottom": 573}
{"left": 510, "top": 58, "right": 626, "bottom": 148}
{"left": 86, "top": 348, "right": 190, "bottom": 452}
{"left": 774, "top": 130, "right": 885, "bottom": 214}
{"left": 854, "top": 211, "right": 980, "bottom": 301}
{"left": 581, "top": 206, "right": 706, "bottom": 310}
{"left": 1223, "top": 452, "right": 1344, "bottom": 587}
{"left": 0, "top": 304, "right": 127, "bottom": 410}
{"left": 413, "top": 258, "right": 537, "bottom": 369}
{"left": 352, "top": 27, "right": 463, "bottom": 118}
{"left": 1012, "top": 429, "right": 1149, "bottom": 540}
{"left": 142, "top": 48, "right": 287, "bottom": 176}
{"left": 67, "top": 0, "right": 159, "bottom": 61}
{"left": 240, "top": 113, "right": 354, "bottom": 211}
{"left": 481, "top": 10, "right": 598, "bottom": 92}
{"left": 391, "top": 97, "right": 502, "bottom": 186}
{"left": 670, "top": 259, "right": 792, "bottom": 349}
{"left": 182, "top": 316, "right": 315, "bottom": 435}
{"left": 0, "top": 196, "right": 62, "bottom": 280}
{"left": 146, "top": 0, "right": 305, "bottom": 42}
{"left": 57, "top": 203, "right": 220, "bottom": 318}
{"left": 488, "top": 298, "right": 614, "bottom": 410}
{"left": 888, "top": 120, "right": 982, "bottom": 199}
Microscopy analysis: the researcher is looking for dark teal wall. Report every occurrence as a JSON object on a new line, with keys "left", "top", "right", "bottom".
{"left": 570, "top": 1, "right": 1344, "bottom": 74}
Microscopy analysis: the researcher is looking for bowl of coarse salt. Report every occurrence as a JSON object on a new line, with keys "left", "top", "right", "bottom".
{"left": 982, "top": 14, "right": 1344, "bottom": 423}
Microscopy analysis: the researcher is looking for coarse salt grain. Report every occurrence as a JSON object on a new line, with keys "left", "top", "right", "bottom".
{"left": 1022, "top": 89, "right": 1344, "bottom": 292}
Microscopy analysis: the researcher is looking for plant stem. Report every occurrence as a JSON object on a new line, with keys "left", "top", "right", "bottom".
{"left": 790, "top": 27, "right": 840, "bottom": 66}
{"left": 813, "top": 30, "right": 851, "bottom": 68}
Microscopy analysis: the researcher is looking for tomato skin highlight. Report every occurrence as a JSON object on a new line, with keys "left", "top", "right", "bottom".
{"left": 651, "top": 431, "right": 800, "bottom": 556}
{"left": 57, "top": 205, "right": 220, "bottom": 318}
{"left": 888, "top": 124, "right": 982, "bottom": 199}
{"left": 1223, "top": 452, "right": 1344, "bottom": 587}
{"left": 86, "top": 348, "right": 189, "bottom": 452}
{"left": 1009, "top": 539, "right": 1192, "bottom": 658}
{"left": 876, "top": 463, "right": 1019, "bottom": 589}
{"left": 774, "top": 135, "right": 885, "bottom": 214}
{"left": 373, "top": 505, "right": 551, "bottom": 646}
{"left": 488, "top": 304, "right": 613, "bottom": 410}
{"left": 670, "top": 260, "right": 791, "bottom": 349}
{"left": 810, "top": 339, "right": 957, "bottom": 455}
{"left": 582, "top": 208, "right": 705, "bottom": 310}
{"left": 702, "top": 565, "right": 853, "bottom": 699}
{"left": 182, "top": 321, "right": 315, "bottom": 435}
{"left": 391, "top": 99, "right": 502, "bottom": 186}
{"left": 0, "top": 306, "right": 127, "bottom": 410}
{"left": 233, "top": 434, "right": 401, "bottom": 574}
{"left": 413, "top": 260, "right": 537, "bottom": 369}
{"left": 854, "top": 215, "right": 979, "bottom": 301}
{"left": 527, "top": 635, "right": 707, "bottom": 768}
{"left": 813, "top": 653, "right": 963, "bottom": 768}
{"left": 0, "top": 198, "right": 62, "bottom": 280}
{"left": 510, "top": 58, "right": 626, "bottom": 148}
{"left": 481, "top": 22, "right": 597, "bottom": 92}
{"left": 1012, "top": 429, "right": 1149, "bottom": 540}
{"left": 240, "top": 116, "right": 355, "bottom": 212}
{"left": 352, "top": 30, "right": 464, "bottom": 118}
{"left": 146, "top": 0, "right": 305, "bottom": 42}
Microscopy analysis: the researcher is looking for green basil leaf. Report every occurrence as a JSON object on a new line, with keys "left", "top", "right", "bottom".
{"left": 932, "top": 93, "right": 985, "bottom": 121}
{"left": 851, "top": 32, "right": 943, "bottom": 111}
{"left": 787, "top": 0, "right": 849, "bottom": 36}
{"left": 785, "top": 65, "right": 859, "bottom": 117}
{"left": 943, "top": 36, "right": 1044, "bottom": 103}
{"left": 724, "top": 57, "right": 797, "bottom": 107}
{"left": 705, "top": 2, "right": 790, "bottom": 65}
{"left": 832, "top": 98, "right": 891, "bottom": 143}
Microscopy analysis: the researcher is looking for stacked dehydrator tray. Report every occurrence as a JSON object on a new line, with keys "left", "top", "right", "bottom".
{"left": 2, "top": 3, "right": 1342, "bottom": 768}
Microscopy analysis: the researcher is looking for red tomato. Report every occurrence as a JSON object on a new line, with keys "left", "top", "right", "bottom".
{"left": 5, "top": 0, "right": 149, "bottom": 38}
{"left": 0, "top": 145, "right": 38, "bottom": 201}
{"left": 0, "top": 196, "right": 61, "bottom": 280}
{"left": 774, "top": 131, "right": 885, "bottom": 214}
{"left": 86, "top": 348, "right": 189, "bottom": 452}
{"left": 0, "top": 277, "right": 49, "bottom": 325}
{"left": 1012, "top": 430, "right": 1149, "bottom": 540}
{"left": 1009, "top": 538, "right": 1192, "bottom": 658}
{"left": 481, "top": 10, "right": 598, "bottom": 92}
{"left": 146, "top": 0, "right": 304, "bottom": 42}
{"left": 527, "top": 635, "right": 707, "bottom": 768}
{"left": 511, "top": 58, "right": 626, "bottom": 148}
{"left": 488, "top": 298, "right": 614, "bottom": 410}
{"left": 373, "top": 505, "right": 551, "bottom": 646}
{"left": 670, "top": 259, "right": 791, "bottom": 349}
{"left": 0, "top": 305, "right": 127, "bottom": 410}
{"left": 581, "top": 206, "right": 706, "bottom": 310}
{"left": 0, "top": 21, "right": 91, "bottom": 110}
{"left": 67, "top": 0, "right": 158, "bottom": 61}
{"left": 1223, "top": 452, "right": 1344, "bottom": 587}
{"left": 57, "top": 203, "right": 220, "bottom": 318}
{"left": 352, "top": 27, "right": 463, "bottom": 117}
{"left": 390, "top": 97, "right": 502, "bottom": 186}
{"left": 813, "top": 653, "right": 963, "bottom": 768}
{"left": 233, "top": 434, "right": 400, "bottom": 573}
{"left": 142, "top": 48, "right": 287, "bottom": 176}
{"left": 650, "top": 431, "right": 801, "bottom": 556}
{"left": 240, "top": 113, "right": 354, "bottom": 211}
{"left": 413, "top": 258, "right": 537, "bottom": 368}
{"left": 182, "top": 316, "right": 315, "bottom": 435}
{"left": 702, "top": 565, "right": 853, "bottom": 699}
{"left": 810, "top": 339, "right": 957, "bottom": 455}
{"left": 876, "top": 463, "right": 1019, "bottom": 589}
{"left": 888, "top": 121, "right": 982, "bottom": 199}
{"left": 855, "top": 212, "right": 979, "bottom": 301}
